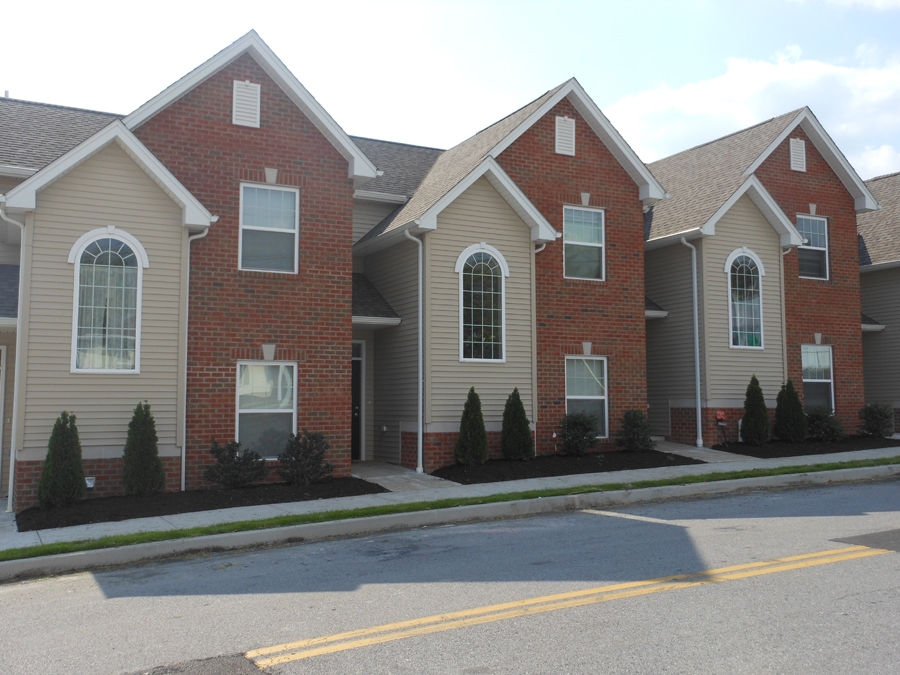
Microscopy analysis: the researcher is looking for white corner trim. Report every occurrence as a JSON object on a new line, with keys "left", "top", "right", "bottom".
{"left": 701, "top": 175, "right": 802, "bottom": 247}
{"left": 353, "top": 190, "right": 408, "bottom": 204}
{"left": 724, "top": 246, "right": 766, "bottom": 276}
{"left": 67, "top": 227, "right": 151, "bottom": 267}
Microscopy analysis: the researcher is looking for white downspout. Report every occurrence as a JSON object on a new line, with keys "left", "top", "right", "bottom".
{"left": 780, "top": 247, "right": 790, "bottom": 384}
{"left": 680, "top": 237, "right": 703, "bottom": 448}
{"left": 404, "top": 229, "right": 424, "bottom": 473}
{"left": 0, "top": 205, "right": 25, "bottom": 511}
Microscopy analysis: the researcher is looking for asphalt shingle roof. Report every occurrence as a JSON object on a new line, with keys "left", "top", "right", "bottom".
{"left": 352, "top": 274, "right": 399, "bottom": 319}
{"left": 861, "top": 311, "right": 883, "bottom": 327}
{"left": 350, "top": 137, "right": 443, "bottom": 198}
{"left": 858, "top": 171, "right": 900, "bottom": 266}
{"left": 0, "top": 264, "right": 19, "bottom": 318}
{"left": 645, "top": 296, "right": 666, "bottom": 313}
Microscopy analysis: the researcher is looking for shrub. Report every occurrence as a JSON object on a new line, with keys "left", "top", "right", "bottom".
{"left": 204, "top": 440, "right": 267, "bottom": 488}
{"left": 858, "top": 403, "right": 894, "bottom": 438}
{"left": 806, "top": 406, "right": 847, "bottom": 442}
{"left": 454, "top": 387, "right": 489, "bottom": 465}
{"left": 501, "top": 388, "right": 534, "bottom": 460}
{"left": 774, "top": 379, "right": 807, "bottom": 444}
{"left": 740, "top": 375, "right": 769, "bottom": 445}
{"left": 123, "top": 401, "right": 166, "bottom": 495}
{"left": 616, "top": 409, "right": 655, "bottom": 453}
{"left": 277, "top": 430, "right": 334, "bottom": 485}
{"left": 558, "top": 412, "right": 599, "bottom": 456}
{"left": 38, "top": 411, "right": 86, "bottom": 508}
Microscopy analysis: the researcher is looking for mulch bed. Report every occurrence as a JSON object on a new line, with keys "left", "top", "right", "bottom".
{"left": 431, "top": 449, "right": 705, "bottom": 485}
{"left": 16, "top": 477, "right": 388, "bottom": 532}
{"left": 711, "top": 435, "right": 900, "bottom": 459}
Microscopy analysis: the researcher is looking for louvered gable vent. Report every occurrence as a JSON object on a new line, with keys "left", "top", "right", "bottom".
{"left": 233, "top": 80, "right": 261, "bottom": 128}
{"left": 790, "top": 137, "right": 806, "bottom": 172}
{"left": 555, "top": 116, "right": 575, "bottom": 156}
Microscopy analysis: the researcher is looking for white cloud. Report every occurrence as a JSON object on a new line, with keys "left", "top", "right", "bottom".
{"left": 604, "top": 49, "right": 900, "bottom": 178}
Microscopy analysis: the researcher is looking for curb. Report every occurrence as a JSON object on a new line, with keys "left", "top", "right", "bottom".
{"left": 1, "top": 464, "right": 898, "bottom": 582}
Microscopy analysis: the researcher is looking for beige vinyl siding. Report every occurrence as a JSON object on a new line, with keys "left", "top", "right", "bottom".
{"left": 425, "top": 177, "right": 533, "bottom": 426}
{"left": 861, "top": 267, "right": 900, "bottom": 405}
{"left": 19, "top": 143, "right": 185, "bottom": 461}
{"left": 352, "top": 328, "right": 376, "bottom": 459}
{"left": 364, "top": 239, "right": 418, "bottom": 462}
{"left": 353, "top": 201, "right": 397, "bottom": 244}
{"left": 644, "top": 244, "right": 698, "bottom": 435}
{"left": 701, "top": 195, "right": 785, "bottom": 400}
{"left": 0, "top": 333, "right": 14, "bottom": 494}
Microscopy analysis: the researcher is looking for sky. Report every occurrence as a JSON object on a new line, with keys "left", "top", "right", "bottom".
{"left": 3, "top": 0, "right": 900, "bottom": 178}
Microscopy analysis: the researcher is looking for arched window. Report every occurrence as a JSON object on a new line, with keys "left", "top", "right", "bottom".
{"left": 726, "top": 249, "right": 764, "bottom": 348}
{"left": 455, "top": 244, "right": 509, "bottom": 361}
{"left": 69, "top": 228, "right": 148, "bottom": 372}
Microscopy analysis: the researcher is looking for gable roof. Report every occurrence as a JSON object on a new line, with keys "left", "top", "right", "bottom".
{"left": 123, "top": 30, "right": 377, "bottom": 188}
{"left": 351, "top": 137, "right": 443, "bottom": 199}
{"left": 858, "top": 171, "right": 900, "bottom": 269}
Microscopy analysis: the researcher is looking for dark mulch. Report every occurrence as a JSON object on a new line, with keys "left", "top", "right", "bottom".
{"left": 431, "top": 449, "right": 705, "bottom": 485}
{"left": 16, "top": 478, "right": 388, "bottom": 532}
{"left": 711, "top": 435, "right": 900, "bottom": 459}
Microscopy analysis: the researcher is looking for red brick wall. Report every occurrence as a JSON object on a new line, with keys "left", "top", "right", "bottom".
{"left": 669, "top": 407, "right": 776, "bottom": 446}
{"left": 496, "top": 98, "right": 648, "bottom": 456}
{"left": 754, "top": 127, "right": 865, "bottom": 430}
{"left": 403, "top": 431, "right": 504, "bottom": 473}
{"left": 132, "top": 53, "right": 354, "bottom": 488}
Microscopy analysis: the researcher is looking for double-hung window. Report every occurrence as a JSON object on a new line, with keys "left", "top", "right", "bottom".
{"left": 239, "top": 184, "right": 299, "bottom": 273}
{"left": 565, "top": 356, "right": 608, "bottom": 437}
{"left": 796, "top": 215, "right": 828, "bottom": 280}
{"left": 237, "top": 362, "right": 297, "bottom": 457}
{"left": 802, "top": 345, "right": 833, "bottom": 411}
{"left": 563, "top": 207, "right": 604, "bottom": 280}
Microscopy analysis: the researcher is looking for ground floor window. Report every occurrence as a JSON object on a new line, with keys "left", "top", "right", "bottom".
{"left": 801, "top": 345, "right": 833, "bottom": 411}
{"left": 565, "top": 356, "right": 608, "bottom": 437}
{"left": 237, "top": 362, "right": 296, "bottom": 457}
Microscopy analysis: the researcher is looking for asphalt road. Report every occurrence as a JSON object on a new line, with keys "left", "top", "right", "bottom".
{"left": 1, "top": 481, "right": 898, "bottom": 674}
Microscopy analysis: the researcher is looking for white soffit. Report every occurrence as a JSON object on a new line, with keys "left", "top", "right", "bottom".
{"left": 700, "top": 175, "right": 802, "bottom": 247}
{"left": 123, "top": 30, "right": 377, "bottom": 187}
{"left": 4, "top": 121, "right": 213, "bottom": 228}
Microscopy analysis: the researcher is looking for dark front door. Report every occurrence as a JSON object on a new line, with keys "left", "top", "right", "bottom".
{"left": 351, "top": 359, "right": 361, "bottom": 460}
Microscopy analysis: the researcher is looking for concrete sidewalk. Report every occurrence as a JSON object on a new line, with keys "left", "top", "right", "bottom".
{"left": 1, "top": 442, "right": 898, "bottom": 581}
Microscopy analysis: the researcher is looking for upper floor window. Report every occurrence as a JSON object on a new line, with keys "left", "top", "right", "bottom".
{"left": 240, "top": 184, "right": 299, "bottom": 273}
{"left": 726, "top": 249, "right": 764, "bottom": 349}
{"left": 796, "top": 215, "right": 828, "bottom": 280}
{"left": 563, "top": 207, "right": 604, "bottom": 280}
{"left": 69, "top": 229, "right": 149, "bottom": 372}
{"left": 456, "top": 243, "right": 509, "bottom": 361}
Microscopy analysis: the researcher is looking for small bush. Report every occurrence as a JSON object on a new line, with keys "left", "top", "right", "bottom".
{"left": 858, "top": 404, "right": 894, "bottom": 438}
{"left": 616, "top": 409, "right": 655, "bottom": 453}
{"left": 558, "top": 412, "right": 599, "bottom": 456}
{"left": 277, "top": 430, "right": 334, "bottom": 485}
{"left": 774, "top": 379, "right": 807, "bottom": 444}
{"left": 806, "top": 406, "right": 847, "bottom": 442}
{"left": 740, "top": 375, "right": 770, "bottom": 445}
{"left": 38, "top": 411, "right": 86, "bottom": 508}
{"left": 123, "top": 401, "right": 166, "bottom": 495}
{"left": 204, "top": 440, "right": 267, "bottom": 488}
{"left": 501, "top": 388, "right": 534, "bottom": 460}
{"left": 454, "top": 387, "right": 489, "bottom": 465}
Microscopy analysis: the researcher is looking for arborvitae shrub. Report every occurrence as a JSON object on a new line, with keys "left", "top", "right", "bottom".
{"left": 558, "top": 412, "right": 599, "bottom": 456}
{"left": 806, "top": 406, "right": 847, "bottom": 442}
{"left": 501, "top": 388, "right": 534, "bottom": 460}
{"left": 774, "top": 379, "right": 807, "bottom": 443}
{"left": 858, "top": 404, "right": 894, "bottom": 438}
{"left": 204, "top": 440, "right": 267, "bottom": 488}
{"left": 454, "top": 387, "right": 489, "bottom": 465}
{"left": 38, "top": 411, "right": 86, "bottom": 508}
{"left": 123, "top": 401, "right": 166, "bottom": 495}
{"left": 277, "top": 430, "right": 334, "bottom": 485}
{"left": 616, "top": 409, "right": 655, "bottom": 453}
{"left": 740, "top": 375, "right": 770, "bottom": 445}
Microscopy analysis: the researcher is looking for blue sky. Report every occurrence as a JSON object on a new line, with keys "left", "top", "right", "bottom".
{"left": 3, "top": 0, "right": 899, "bottom": 177}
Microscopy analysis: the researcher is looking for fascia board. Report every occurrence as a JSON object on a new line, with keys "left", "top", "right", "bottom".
{"left": 5, "top": 121, "right": 213, "bottom": 227}
{"left": 351, "top": 316, "right": 402, "bottom": 327}
{"left": 644, "top": 310, "right": 669, "bottom": 319}
{"left": 862, "top": 322, "right": 885, "bottom": 332}
{"left": 353, "top": 190, "right": 407, "bottom": 204}
{"left": 644, "top": 228, "right": 705, "bottom": 251}
{"left": 860, "top": 259, "right": 900, "bottom": 273}
{"left": 699, "top": 176, "right": 802, "bottom": 246}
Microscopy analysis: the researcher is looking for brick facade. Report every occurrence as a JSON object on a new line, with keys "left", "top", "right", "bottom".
{"left": 403, "top": 431, "right": 505, "bottom": 473}
{"left": 669, "top": 407, "right": 777, "bottom": 446}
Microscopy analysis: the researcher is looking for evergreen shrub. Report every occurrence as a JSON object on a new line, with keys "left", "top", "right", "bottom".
{"left": 454, "top": 387, "right": 489, "bottom": 465}
{"left": 558, "top": 412, "right": 599, "bottom": 456}
{"left": 277, "top": 430, "right": 334, "bottom": 485}
{"left": 38, "top": 411, "right": 86, "bottom": 508}
{"left": 501, "top": 388, "right": 534, "bottom": 460}
{"left": 806, "top": 406, "right": 846, "bottom": 442}
{"left": 204, "top": 440, "right": 267, "bottom": 488}
{"left": 123, "top": 401, "right": 166, "bottom": 495}
{"left": 858, "top": 404, "right": 894, "bottom": 438}
{"left": 616, "top": 409, "right": 655, "bottom": 453}
{"left": 740, "top": 375, "right": 770, "bottom": 445}
{"left": 774, "top": 379, "right": 807, "bottom": 443}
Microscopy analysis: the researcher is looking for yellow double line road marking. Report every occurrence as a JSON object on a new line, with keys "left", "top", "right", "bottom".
{"left": 247, "top": 545, "right": 889, "bottom": 668}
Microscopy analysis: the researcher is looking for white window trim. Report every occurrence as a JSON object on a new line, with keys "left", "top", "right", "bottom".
{"left": 562, "top": 206, "right": 605, "bottom": 281}
{"left": 68, "top": 227, "right": 149, "bottom": 374}
{"left": 235, "top": 360, "right": 298, "bottom": 459}
{"left": 797, "top": 214, "right": 829, "bottom": 281}
{"left": 565, "top": 355, "right": 609, "bottom": 439}
{"left": 724, "top": 247, "right": 766, "bottom": 351}
{"left": 352, "top": 339, "right": 366, "bottom": 461}
{"left": 238, "top": 182, "right": 300, "bottom": 274}
{"left": 801, "top": 345, "right": 835, "bottom": 412}
{"left": 455, "top": 242, "right": 509, "bottom": 363}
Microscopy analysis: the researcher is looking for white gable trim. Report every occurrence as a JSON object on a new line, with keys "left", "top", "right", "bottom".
{"left": 742, "top": 108, "right": 879, "bottom": 213}
{"left": 700, "top": 175, "right": 803, "bottom": 247}
{"left": 123, "top": 31, "right": 377, "bottom": 188}
{"left": 4, "top": 121, "right": 213, "bottom": 228}
{"left": 418, "top": 157, "right": 558, "bottom": 243}
{"left": 487, "top": 78, "right": 668, "bottom": 207}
